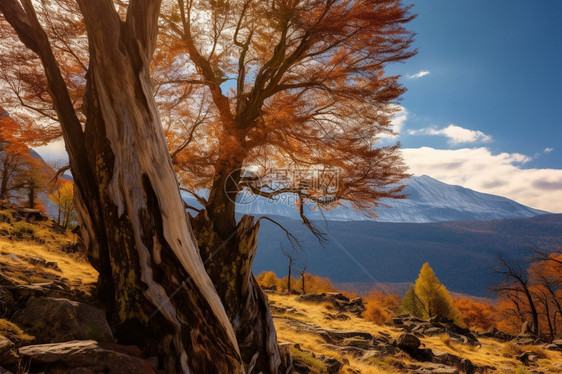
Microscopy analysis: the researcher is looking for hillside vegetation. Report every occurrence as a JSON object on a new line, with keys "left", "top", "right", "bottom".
{"left": 1, "top": 213, "right": 561, "bottom": 373}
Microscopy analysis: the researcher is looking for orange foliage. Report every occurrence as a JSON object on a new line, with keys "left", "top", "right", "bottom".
{"left": 454, "top": 298, "right": 497, "bottom": 331}
{"left": 1, "top": 107, "right": 50, "bottom": 206}
{"left": 363, "top": 290, "right": 400, "bottom": 324}
{"left": 154, "top": 0, "right": 416, "bottom": 221}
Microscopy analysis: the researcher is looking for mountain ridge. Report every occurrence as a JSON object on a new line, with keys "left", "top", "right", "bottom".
{"left": 231, "top": 175, "right": 547, "bottom": 223}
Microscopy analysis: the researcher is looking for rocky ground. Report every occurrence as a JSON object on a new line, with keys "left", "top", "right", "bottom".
{"left": 1, "top": 222, "right": 562, "bottom": 373}
{"left": 268, "top": 292, "right": 562, "bottom": 374}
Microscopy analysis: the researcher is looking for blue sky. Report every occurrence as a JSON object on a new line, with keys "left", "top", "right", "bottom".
{"left": 381, "top": 0, "right": 562, "bottom": 212}
{"left": 35, "top": 0, "right": 562, "bottom": 212}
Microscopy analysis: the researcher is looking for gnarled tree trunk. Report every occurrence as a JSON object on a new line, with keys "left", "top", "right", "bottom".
{"left": 0, "top": 0, "right": 244, "bottom": 372}
{"left": 191, "top": 211, "right": 290, "bottom": 374}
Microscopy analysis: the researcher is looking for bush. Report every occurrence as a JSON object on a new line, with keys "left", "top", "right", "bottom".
{"left": 13, "top": 221, "right": 36, "bottom": 237}
{"left": 0, "top": 210, "right": 13, "bottom": 224}
{"left": 257, "top": 271, "right": 279, "bottom": 289}
{"left": 363, "top": 290, "right": 400, "bottom": 324}
{"left": 0, "top": 319, "right": 34, "bottom": 344}
{"left": 501, "top": 342, "right": 523, "bottom": 357}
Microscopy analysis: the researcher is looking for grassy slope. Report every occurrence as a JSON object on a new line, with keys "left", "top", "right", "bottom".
{"left": 268, "top": 293, "right": 562, "bottom": 374}
{"left": 0, "top": 213, "right": 97, "bottom": 293}
{"left": 1, "top": 215, "right": 561, "bottom": 373}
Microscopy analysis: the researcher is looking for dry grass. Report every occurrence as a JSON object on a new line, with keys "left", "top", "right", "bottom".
{"left": 0, "top": 237, "right": 97, "bottom": 293}
{"left": 269, "top": 293, "right": 562, "bottom": 374}
{"left": 0, "top": 318, "right": 34, "bottom": 344}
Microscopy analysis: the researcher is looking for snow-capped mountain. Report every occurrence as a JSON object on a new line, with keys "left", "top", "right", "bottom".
{"left": 185, "top": 175, "right": 547, "bottom": 223}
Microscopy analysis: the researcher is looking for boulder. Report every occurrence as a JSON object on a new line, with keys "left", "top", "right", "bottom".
{"left": 0, "top": 288, "right": 14, "bottom": 317}
{"left": 544, "top": 343, "right": 562, "bottom": 352}
{"left": 552, "top": 339, "right": 562, "bottom": 347}
{"left": 0, "top": 337, "right": 18, "bottom": 367}
{"left": 397, "top": 333, "right": 421, "bottom": 352}
{"left": 12, "top": 282, "right": 71, "bottom": 300}
{"left": 13, "top": 297, "right": 113, "bottom": 344}
{"left": 414, "top": 364, "right": 459, "bottom": 374}
{"left": 17, "top": 340, "right": 156, "bottom": 374}
{"left": 0, "top": 337, "right": 14, "bottom": 357}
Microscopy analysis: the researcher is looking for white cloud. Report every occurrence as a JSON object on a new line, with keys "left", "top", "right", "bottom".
{"left": 407, "top": 70, "right": 430, "bottom": 79}
{"left": 33, "top": 139, "right": 68, "bottom": 163}
{"left": 402, "top": 147, "right": 562, "bottom": 213}
{"left": 408, "top": 124, "right": 492, "bottom": 145}
{"left": 544, "top": 147, "right": 554, "bottom": 153}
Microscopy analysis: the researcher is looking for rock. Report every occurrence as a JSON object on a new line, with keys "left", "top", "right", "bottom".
{"left": 0, "top": 337, "right": 14, "bottom": 356}
{"left": 18, "top": 340, "right": 156, "bottom": 373}
{"left": 458, "top": 358, "right": 477, "bottom": 374}
{"left": 397, "top": 333, "right": 421, "bottom": 352}
{"left": 544, "top": 343, "right": 562, "bottom": 352}
{"left": 13, "top": 297, "right": 113, "bottom": 344}
{"left": 341, "top": 337, "right": 372, "bottom": 350}
{"left": 296, "top": 293, "right": 365, "bottom": 315}
{"left": 425, "top": 327, "right": 445, "bottom": 336}
{"left": 0, "top": 337, "right": 18, "bottom": 367}
{"left": 552, "top": 339, "right": 562, "bottom": 347}
{"left": 432, "top": 349, "right": 462, "bottom": 367}
{"left": 12, "top": 282, "right": 71, "bottom": 300}
{"left": 414, "top": 364, "right": 459, "bottom": 374}
{"left": 516, "top": 351, "right": 537, "bottom": 366}
{"left": 0, "top": 287, "right": 14, "bottom": 317}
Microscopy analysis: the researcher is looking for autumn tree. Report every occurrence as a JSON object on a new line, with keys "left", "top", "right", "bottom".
{"left": 0, "top": 106, "right": 51, "bottom": 206}
{"left": 156, "top": 1, "right": 415, "bottom": 369}
{"left": 401, "top": 285, "right": 425, "bottom": 318}
{"left": 403, "top": 263, "right": 463, "bottom": 324}
{"left": 492, "top": 254, "right": 540, "bottom": 337}
{"left": 0, "top": 1, "right": 245, "bottom": 372}
{"left": 48, "top": 180, "right": 76, "bottom": 229}
{"left": 454, "top": 298, "right": 496, "bottom": 331}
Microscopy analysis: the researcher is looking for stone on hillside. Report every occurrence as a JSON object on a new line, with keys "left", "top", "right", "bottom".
{"left": 552, "top": 339, "right": 562, "bottom": 347}
{"left": 396, "top": 333, "right": 421, "bottom": 352}
{"left": 17, "top": 340, "right": 155, "bottom": 374}
{"left": 544, "top": 343, "right": 561, "bottom": 351}
{"left": 414, "top": 364, "right": 459, "bottom": 374}
{"left": 0, "top": 337, "right": 18, "bottom": 367}
{"left": 296, "top": 293, "right": 365, "bottom": 315}
{"left": 13, "top": 297, "right": 113, "bottom": 344}
{"left": 12, "top": 282, "right": 70, "bottom": 300}
{"left": 0, "top": 288, "right": 14, "bottom": 317}
{"left": 432, "top": 350, "right": 462, "bottom": 367}
{"left": 0, "top": 337, "right": 14, "bottom": 357}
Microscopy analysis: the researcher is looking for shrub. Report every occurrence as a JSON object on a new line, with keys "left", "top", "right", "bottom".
{"left": 0, "top": 319, "right": 34, "bottom": 344}
{"left": 501, "top": 342, "right": 522, "bottom": 357}
{"left": 0, "top": 210, "right": 13, "bottom": 224}
{"left": 363, "top": 290, "right": 400, "bottom": 324}
{"left": 289, "top": 347, "right": 327, "bottom": 373}
{"left": 257, "top": 271, "right": 279, "bottom": 290}
{"left": 13, "top": 221, "right": 36, "bottom": 237}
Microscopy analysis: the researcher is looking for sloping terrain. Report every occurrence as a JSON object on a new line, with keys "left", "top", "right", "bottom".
{"left": 269, "top": 292, "right": 562, "bottom": 373}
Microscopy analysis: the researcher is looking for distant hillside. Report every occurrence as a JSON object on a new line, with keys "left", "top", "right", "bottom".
{"left": 252, "top": 214, "right": 562, "bottom": 297}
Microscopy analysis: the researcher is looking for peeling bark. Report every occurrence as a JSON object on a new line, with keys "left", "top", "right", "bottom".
{"left": 191, "top": 211, "right": 291, "bottom": 374}
{"left": 0, "top": 0, "right": 244, "bottom": 372}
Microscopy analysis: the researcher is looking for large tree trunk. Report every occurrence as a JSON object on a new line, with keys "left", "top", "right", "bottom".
{"left": 191, "top": 210, "right": 290, "bottom": 374}
{"left": 0, "top": 0, "right": 244, "bottom": 372}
